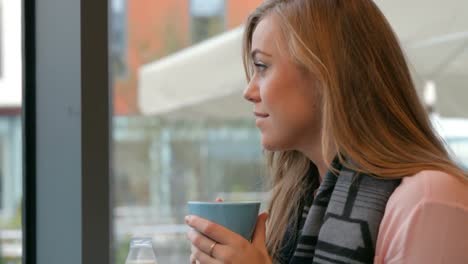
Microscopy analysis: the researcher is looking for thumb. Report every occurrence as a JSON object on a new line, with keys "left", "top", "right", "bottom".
{"left": 252, "top": 212, "right": 269, "bottom": 248}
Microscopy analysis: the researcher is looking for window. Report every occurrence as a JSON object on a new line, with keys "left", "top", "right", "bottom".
{"left": 447, "top": 137, "right": 468, "bottom": 170}
{"left": 0, "top": 116, "right": 21, "bottom": 216}
{"left": 111, "top": 1, "right": 264, "bottom": 262}
{"left": 110, "top": 0, "right": 127, "bottom": 78}
{"left": 0, "top": 1, "right": 3, "bottom": 77}
{"left": 22, "top": 0, "right": 468, "bottom": 264}
{"left": 190, "top": 0, "right": 225, "bottom": 44}
{"left": 0, "top": 0, "right": 22, "bottom": 262}
{"left": 0, "top": 138, "right": 3, "bottom": 210}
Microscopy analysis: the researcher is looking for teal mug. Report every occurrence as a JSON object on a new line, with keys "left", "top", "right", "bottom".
{"left": 187, "top": 201, "right": 261, "bottom": 240}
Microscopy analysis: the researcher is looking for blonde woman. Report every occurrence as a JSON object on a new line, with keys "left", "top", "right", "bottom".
{"left": 185, "top": 0, "right": 468, "bottom": 263}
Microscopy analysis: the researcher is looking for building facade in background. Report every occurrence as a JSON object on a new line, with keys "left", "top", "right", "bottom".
{"left": 112, "top": 0, "right": 261, "bottom": 115}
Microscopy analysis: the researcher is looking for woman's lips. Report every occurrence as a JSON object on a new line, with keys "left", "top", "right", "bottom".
{"left": 254, "top": 112, "right": 269, "bottom": 118}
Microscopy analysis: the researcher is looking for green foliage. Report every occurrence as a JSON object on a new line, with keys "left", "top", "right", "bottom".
{"left": 115, "top": 236, "right": 132, "bottom": 264}
{"left": 0, "top": 256, "right": 21, "bottom": 264}
{"left": 0, "top": 202, "right": 22, "bottom": 264}
{"left": 0, "top": 202, "right": 22, "bottom": 229}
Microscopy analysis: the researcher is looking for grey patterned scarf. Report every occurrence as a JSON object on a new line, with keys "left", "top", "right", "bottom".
{"left": 276, "top": 159, "right": 401, "bottom": 264}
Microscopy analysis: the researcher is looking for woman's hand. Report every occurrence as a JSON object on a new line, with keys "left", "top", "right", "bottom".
{"left": 185, "top": 212, "right": 272, "bottom": 264}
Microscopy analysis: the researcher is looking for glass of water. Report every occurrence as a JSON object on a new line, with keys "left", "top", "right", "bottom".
{"left": 125, "top": 237, "right": 158, "bottom": 264}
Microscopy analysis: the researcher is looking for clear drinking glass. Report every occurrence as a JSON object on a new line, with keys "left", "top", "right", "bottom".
{"left": 125, "top": 237, "right": 158, "bottom": 264}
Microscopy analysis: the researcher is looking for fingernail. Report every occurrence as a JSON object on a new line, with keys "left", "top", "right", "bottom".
{"left": 185, "top": 215, "right": 191, "bottom": 224}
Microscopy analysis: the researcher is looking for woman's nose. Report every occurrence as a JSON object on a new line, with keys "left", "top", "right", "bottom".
{"left": 243, "top": 81, "right": 260, "bottom": 103}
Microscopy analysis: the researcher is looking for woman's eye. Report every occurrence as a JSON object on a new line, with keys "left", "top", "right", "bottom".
{"left": 254, "top": 62, "right": 268, "bottom": 72}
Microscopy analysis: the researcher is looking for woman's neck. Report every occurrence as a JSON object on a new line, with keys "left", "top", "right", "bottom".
{"left": 299, "top": 146, "right": 328, "bottom": 182}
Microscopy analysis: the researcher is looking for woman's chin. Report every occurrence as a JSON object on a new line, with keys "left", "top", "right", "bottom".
{"left": 261, "top": 135, "right": 295, "bottom": 152}
{"left": 261, "top": 137, "right": 282, "bottom": 151}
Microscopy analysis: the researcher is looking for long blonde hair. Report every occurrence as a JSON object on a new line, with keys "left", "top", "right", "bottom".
{"left": 242, "top": 0, "right": 467, "bottom": 260}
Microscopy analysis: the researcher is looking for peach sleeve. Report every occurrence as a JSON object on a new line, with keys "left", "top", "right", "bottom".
{"left": 374, "top": 170, "right": 468, "bottom": 264}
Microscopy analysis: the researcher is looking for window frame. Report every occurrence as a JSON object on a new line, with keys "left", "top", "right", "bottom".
{"left": 23, "top": 0, "right": 111, "bottom": 263}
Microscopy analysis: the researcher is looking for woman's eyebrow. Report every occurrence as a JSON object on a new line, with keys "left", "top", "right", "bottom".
{"left": 251, "top": 49, "right": 272, "bottom": 59}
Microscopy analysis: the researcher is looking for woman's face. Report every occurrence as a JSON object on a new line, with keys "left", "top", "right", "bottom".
{"left": 243, "top": 15, "right": 322, "bottom": 152}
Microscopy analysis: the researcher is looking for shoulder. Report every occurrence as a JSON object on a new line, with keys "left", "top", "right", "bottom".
{"left": 375, "top": 170, "right": 468, "bottom": 263}
{"left": 389, "top": 170, "right": 468, "bottom": 209}
{"left": 382, "top": 170, "right": 468, "bottom": 224}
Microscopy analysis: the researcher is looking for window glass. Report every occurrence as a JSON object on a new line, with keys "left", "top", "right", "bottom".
{"left": 0, "top": 0, "right": 22, "bottom": 263}
{"left": 111, "top": 1, "right": 264, "bottom": 263}
{"left": 110, "top": 0, "right": 127, "bottom": 78}
{"left": 190, "top": 0, "right": 225, "bottom": 43}
{"left": 0, "top": 1, "right": 3, "bottom": 77}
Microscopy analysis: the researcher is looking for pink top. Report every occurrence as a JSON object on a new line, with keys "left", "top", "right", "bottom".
{"left": 375, "top": 170, "right": 468, "bottom": 263}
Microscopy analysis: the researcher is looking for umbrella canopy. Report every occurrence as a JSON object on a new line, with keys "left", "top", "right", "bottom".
{"left": 377, "top": 0, "right": 468, "bottom": 117}
{"left": 138, "top": 27, "right": 251, "bottom": 120}
{"left": 139, "top": 0, "right": 468, "bottom": 119}
{"left": 0, "top": 0, "right": 22, "bottom": 109}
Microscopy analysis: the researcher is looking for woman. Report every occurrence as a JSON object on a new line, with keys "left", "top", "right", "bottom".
{"left": 185, "top": 0, "right": 468, "bottom": 263}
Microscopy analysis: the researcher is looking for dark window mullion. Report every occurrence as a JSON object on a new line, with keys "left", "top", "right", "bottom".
{"left": 22, "top": 0, "right": 36, "bottom": 262}
{"left": 23, "top": 0, "right": 110, "bottom": 263}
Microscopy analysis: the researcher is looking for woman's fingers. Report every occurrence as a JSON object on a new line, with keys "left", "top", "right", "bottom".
{"left": 187, "top": 229, "right": 218, "bottom": 256}
{"left": 189, "top": 253, "right": 196, "bottom": 264}
{"left": 187, "top": 227, "right": 236, "bottom": 262}
{"left": 185, "top": 215, "right": 245, "bottom": 245}
{"left": 252, "top": 212, "right": 269, "bottom": 248}
{"left": 190, "top": 244, "right": 221, "bottom": 264}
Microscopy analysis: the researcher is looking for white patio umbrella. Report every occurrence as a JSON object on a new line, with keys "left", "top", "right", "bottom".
{"left": 138, "top": 27, "right": 250, "bottom": 120}
{"left": 0, "top": 0, "right": 22, "bottom": 109}
{"left": 376, "top": 0, "right": 468, "bottom": 117}
{"left": 139, "top": 0, "right": 468, "bottom": 119}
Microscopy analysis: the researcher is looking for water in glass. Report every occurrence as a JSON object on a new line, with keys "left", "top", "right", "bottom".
{"left": 125, "top": 237, "right": 158, "bottom": 264}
